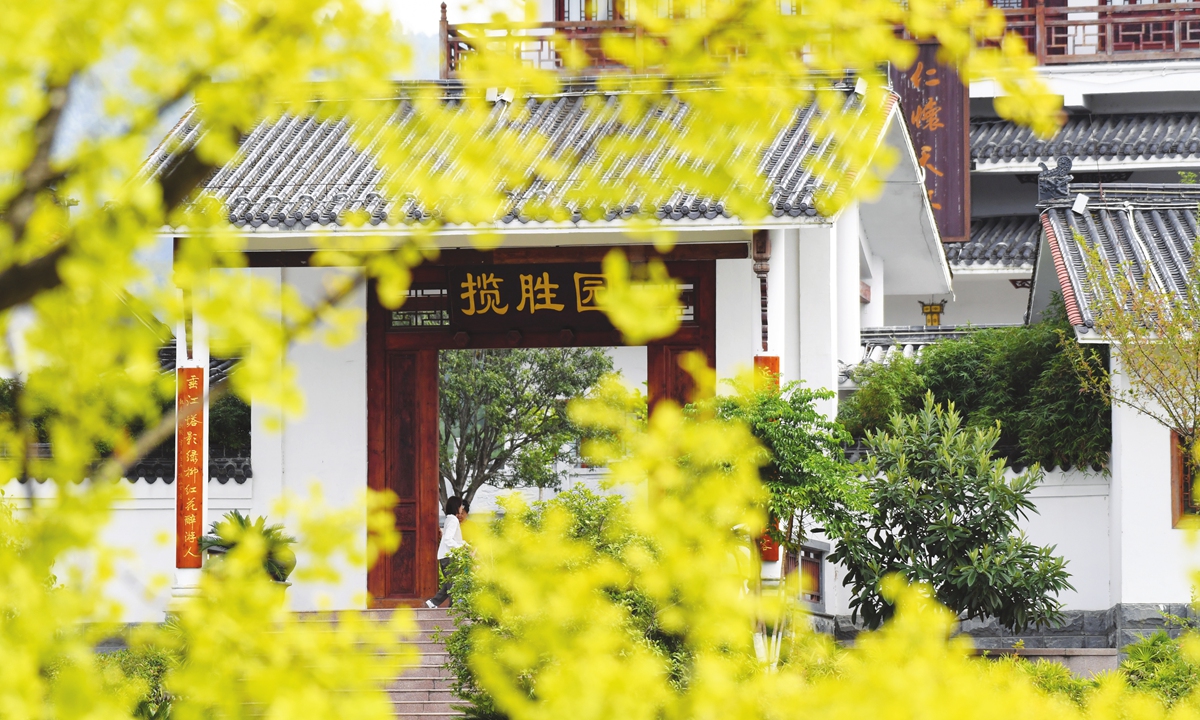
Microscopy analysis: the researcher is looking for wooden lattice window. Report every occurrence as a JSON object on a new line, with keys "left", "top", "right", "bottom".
{"left": 1171, "top": 430, "right": 1198, "bottom": 527}
{"left": 785, "top": 545, "right": 825, "bottom": 608}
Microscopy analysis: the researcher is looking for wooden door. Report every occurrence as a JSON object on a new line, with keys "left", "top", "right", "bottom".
{"left": 367, "top": 348, "right": 440, "bottom": 606}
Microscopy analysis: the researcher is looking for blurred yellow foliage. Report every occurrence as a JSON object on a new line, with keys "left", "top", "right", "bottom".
{"left": 0, "top": 0, "right": 1075, "bottom": 718}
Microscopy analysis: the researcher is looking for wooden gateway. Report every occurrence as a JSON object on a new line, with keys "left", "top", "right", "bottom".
{"left": 365, "top": 245, "right": 732, "bottom": 605}
{"left": 121, "top": 77, "right": 951, "bottom": 620}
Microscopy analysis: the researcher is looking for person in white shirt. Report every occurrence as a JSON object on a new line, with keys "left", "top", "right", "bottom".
{"left": 426, "top": 496, "right": 468, "bottom": 608}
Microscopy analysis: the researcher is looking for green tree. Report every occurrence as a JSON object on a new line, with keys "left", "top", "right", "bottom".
{"left": 445, "top": 487, "right": 689, "bottom": 720}
{"left": 838, "top": 300, "right": 1110, "bottom": 470}
{"left": 439, "top": 348, "right": 612, "bottom": 505}
{"left": 828, "top": 395, "right": 1073, "bottom": 632}
{"left": 710, "top": 377, "right": 863, "bottom": 549}
{"left": 837, "top": 355, "right": 926, "bottom": 440}
{"left": 1066, "top": 237, "right": 1200, "bottom": 467}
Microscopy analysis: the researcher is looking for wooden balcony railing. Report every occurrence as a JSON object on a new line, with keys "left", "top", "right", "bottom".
{"left": 441, "top": 1, "right": 1200, "bottom": 78}
{"left": 996, "top": 0, "right": 1200, "bottom": 64}
{"left": 442, "top": 18, "right": 647, "bottom": 79}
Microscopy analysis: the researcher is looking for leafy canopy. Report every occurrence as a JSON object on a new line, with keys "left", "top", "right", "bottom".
{"left": 839, "top": 300, "right": 1111, "bottom": 470}
{"left": 710, "top": 375, "right": 863, "bottom": 548}
{"left": 828, "top": 395, "right": 1073, "bottom": 632}
{"left": 438, "top": 348, "right": 612, "bottom": 505}
{"left": 1067, "top": 237, "right": 1200, "bottom": 464}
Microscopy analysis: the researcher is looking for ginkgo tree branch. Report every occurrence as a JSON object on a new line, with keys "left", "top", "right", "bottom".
{"left": 0, "top": 76, "right": 216, "bottom": 314}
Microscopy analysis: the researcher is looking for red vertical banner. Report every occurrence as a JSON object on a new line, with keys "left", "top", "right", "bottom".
{"left": 753, "top": 355, "right": 782, "bottom": 562}
{"left": 175, "top": 367, "right": 205, "bottom": 568}
{"left": 890, "top": 45, "right": 970, "bottom": 243}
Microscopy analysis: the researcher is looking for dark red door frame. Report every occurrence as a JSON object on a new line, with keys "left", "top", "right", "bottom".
{"left": 366, "top": 254, "right": 720, "bottom": 606}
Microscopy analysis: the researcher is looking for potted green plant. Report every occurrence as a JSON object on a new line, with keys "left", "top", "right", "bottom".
{"left": 199, "top": 510, "right": 298, "bottom": 585}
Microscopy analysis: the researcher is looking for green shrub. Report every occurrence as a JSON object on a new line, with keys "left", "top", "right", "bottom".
{"left": 839, "top": 298, "right": 1110, "bottom": 470}
{"left": 710, "top": 380, "right": 863, "bottom": 548}
{"left": 991, "top": 655, "right": 1096, "bottom": 707}
{"left": 95, "top": 648, "right": 175, "bottom": 719}
{"left": 45, "top": 647, "right": 177, "bottom": 720}
{"left": 445, "top": 487, "right": 680, "bottom": 720}
{"left": 827, "top": 396, "right": 1073, "bottom": 631}
{"left": 838, "top": 355, "right": 925, "bottom": 439}
{"left": 199, "top": 510, "right": 297, "bottom": 582}
{"left": 1121, "top": 630, "right": 1200, "bottom": 706}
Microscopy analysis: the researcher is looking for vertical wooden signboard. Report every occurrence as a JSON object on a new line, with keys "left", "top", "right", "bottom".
{"left": 890, "top": 45, "right": 970, "bottom": 243}
{"left": 175, "top": 367, "right": 205, "bottom": 568}
{"left": 753, "top": 354, "right": 782, "bottom": 563}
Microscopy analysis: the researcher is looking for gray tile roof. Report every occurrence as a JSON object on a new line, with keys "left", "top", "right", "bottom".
{"left": 158, "top": 346, "right": 237, "bottom": 387}
{"left": 972, "top": 113, "right": 1200, "bottom": 167}
{"left": 1040, "top": 183, "right": 1200, "bottom": 328}
{"left": 945, "top": 215, "right": 1041, "bottom": 269}
{"left": 155, "top": 82, "right": 892, "bottom": 229}
{"left": 858, "top": 324, "right": 1022, "bottom": 364}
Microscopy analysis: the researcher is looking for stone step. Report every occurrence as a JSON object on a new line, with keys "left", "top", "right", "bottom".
{"left": 388, "top": 672, "right": 455, "bottom": 684}
{"left": 389, "top": 700, "right": 461, "bottom": 714}
{"left": 388, "top": 677, "right": 451, "bottom": 691}
{"left": 287, "top": 615, "right": 454, "bottom": 628}
{"left": 387, "top": 688, "right": 458, "bottom": 701}
{"left": 292, "top": 608, "right": 453, "bottom": 619}
{"left": 280, "top": 609, "right": 465, "bottom": 720}
{"left": 283, "top": 622, "right": 456, "bottom": 638}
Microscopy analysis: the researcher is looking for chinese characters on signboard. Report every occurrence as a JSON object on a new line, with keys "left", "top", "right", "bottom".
{"left": 175, "top": 367, "right": 205, "bottom": 569}
{"left": 890, "top": 45, "right": 969, "bottom": 242}
{"left": 445, "top": 265, "right": 615, "bottom": 332}
{"left": 389, "top": 263, "right": 697, "bottom": 334}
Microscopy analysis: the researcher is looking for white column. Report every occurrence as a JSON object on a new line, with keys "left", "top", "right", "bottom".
{"left": 250, "top": 267, "right": 285, "bottom": 520}
{"left": 861, "top": 251, "right": 885, "bottom": 329}
{"left": 714, "top": 257, "right": 758, "bottom": 384}
{"left": 798, "top": 225, "right": 838, "bottom": 418}
{"left": 1109, "top": 359, "right": 1195, "bottom": 605}
{"left": 765, "top": 229, "right": 793, "bottom": 378}
{"left": 836, "top": 205, "right": 862, "bottom": 366}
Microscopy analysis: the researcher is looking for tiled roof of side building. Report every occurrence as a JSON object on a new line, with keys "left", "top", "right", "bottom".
{"left": 151, "top": 81, "right": 894, "bottom": 230}
{"left": 945, "top": 215, "right": 1040, "bottom": 269}
{"left": 1040, "top": 183, "right": 1200, "bottom": 329}
{"left": 972, "top": 113, "right": 1200, "bottom": 167}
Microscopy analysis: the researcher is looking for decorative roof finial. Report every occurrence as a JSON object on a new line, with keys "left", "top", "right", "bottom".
{"left": 441, "top": 2, "right": 447, "bottom": 22}
{"left": 1037, "top": 156, "right": 1073, "bottom": 203}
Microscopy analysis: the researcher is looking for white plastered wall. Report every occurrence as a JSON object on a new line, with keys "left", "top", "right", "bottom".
{"left": 260, "top": 266, "right": 370, "bottom": 612}
{"left": 715, "top": 255, "right": 759, "bottom": 386}
{"left": 797, "top": 225, "right": 838, "bottom": 418}
{"left": 1109, "top": 362, "right": 1198, "bottom": 605}
{"left": 886, "top": 273, "right": 1032, "bottom": 327}
{"left": 2, "top": 478, "right": 254, "bottom": 623}
{"left": 1021, "top": 469, "right": 1111, "bottom": 610}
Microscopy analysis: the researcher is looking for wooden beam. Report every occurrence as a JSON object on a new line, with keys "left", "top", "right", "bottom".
{"left": 237, "top": 242, "right": 748, "bottom": 269}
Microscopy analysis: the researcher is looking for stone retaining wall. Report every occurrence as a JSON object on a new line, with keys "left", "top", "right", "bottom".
{"left": 812, "top": 603, "right": 1197, "bottom": 650}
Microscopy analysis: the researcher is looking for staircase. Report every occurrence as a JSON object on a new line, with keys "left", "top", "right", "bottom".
{"left": 392, "top": 607, "right": 462, "bottom": 719}
{"left": 293, "top": 606, "right": 463, "bottom": 719}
